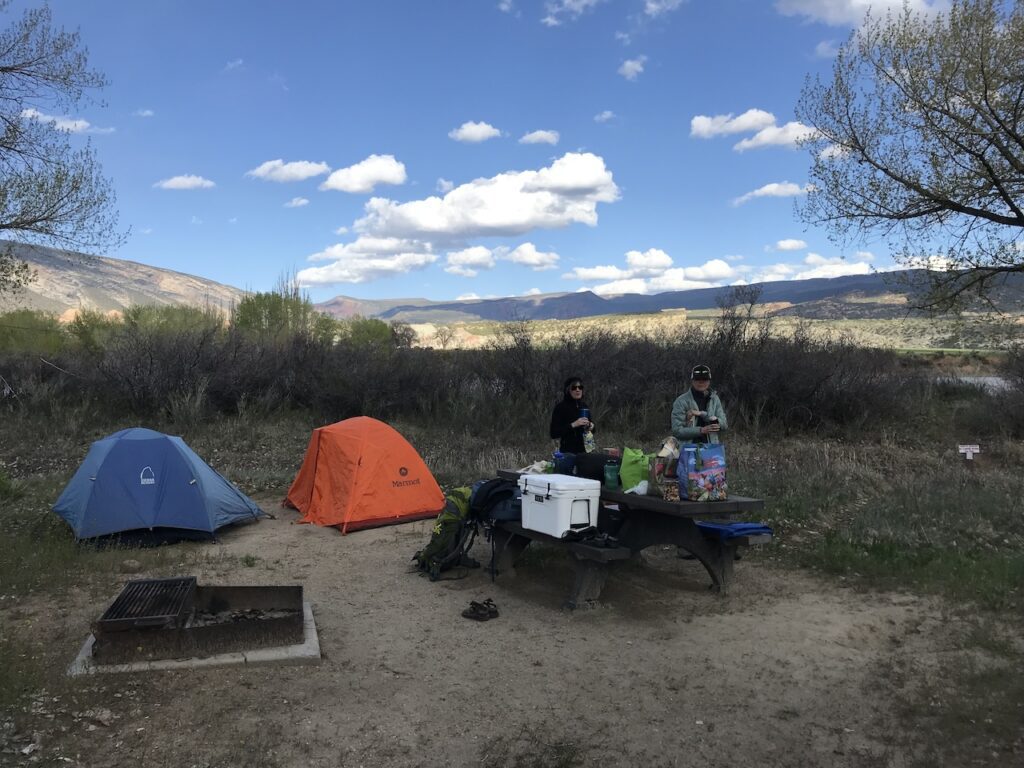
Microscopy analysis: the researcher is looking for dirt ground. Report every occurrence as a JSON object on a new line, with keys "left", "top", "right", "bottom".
{"left": 1, "top": 496, "right": 1013, "bottom": 768}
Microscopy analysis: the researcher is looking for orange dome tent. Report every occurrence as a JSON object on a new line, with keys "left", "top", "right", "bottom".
{"left": 284, "top": 417, "right": 444, "bottom": 534}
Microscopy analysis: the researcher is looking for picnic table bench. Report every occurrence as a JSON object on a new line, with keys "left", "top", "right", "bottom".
{"left": 492, "top": 469, "right": 767, "bottom": 609}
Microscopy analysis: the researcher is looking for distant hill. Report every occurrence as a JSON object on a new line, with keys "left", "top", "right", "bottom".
{"left": 346, "top": 271, "right": 1024, "bottom": 323}
{"left": 1, "top": 240, "right": 246, "bottom": 317}
{"left": 6, "top": 239, "right": 1023, "bottom": 324}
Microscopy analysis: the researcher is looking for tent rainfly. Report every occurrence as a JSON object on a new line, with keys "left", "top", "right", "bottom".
{"left": 285, "top": 416, "right": 444, "bottom": 533}
{"left": 53, "top": 427, "right": 262, "bottom": 541}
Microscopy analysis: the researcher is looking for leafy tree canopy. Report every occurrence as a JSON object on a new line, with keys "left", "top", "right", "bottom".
{"left": 0, "top": 1, "right": 121, "bottom": 294}
{"left": 796, "top": 0, "right": 1024, "bottom": 311}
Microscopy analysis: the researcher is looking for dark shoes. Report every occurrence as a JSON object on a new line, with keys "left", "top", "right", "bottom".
{"left": 461, "top": 598, "right": 499, "bottom": 621}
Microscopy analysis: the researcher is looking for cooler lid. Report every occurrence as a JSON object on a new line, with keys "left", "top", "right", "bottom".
{"left": 518, "top": 473, "right": 600, "bottom": 493}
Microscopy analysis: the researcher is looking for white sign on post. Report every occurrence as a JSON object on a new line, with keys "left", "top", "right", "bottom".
{"left": 957, "top": 444, "right": 981, "bottom": 460}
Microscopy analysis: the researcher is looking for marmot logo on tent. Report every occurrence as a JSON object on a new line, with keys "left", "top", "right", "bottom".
{"left": 392, "top": 467, "right": 420, "bottom": 488}
{"left": 140, "top": 467, "right": 156, "bottom": 486}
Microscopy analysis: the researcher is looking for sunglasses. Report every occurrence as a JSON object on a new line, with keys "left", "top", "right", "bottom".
{"left": 569, "top": 384, "right": 584, "bottom": 390}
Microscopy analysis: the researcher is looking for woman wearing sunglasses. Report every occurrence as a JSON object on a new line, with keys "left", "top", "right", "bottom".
{"left": 549, "top": 376, "right": 594, "bottom": 455}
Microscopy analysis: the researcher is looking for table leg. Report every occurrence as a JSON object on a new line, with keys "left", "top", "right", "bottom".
{"left": 564, "top": 557, "right": 609, "bottom": 610}
{"left": 490, "top": 528, "right": 531, "bottom": 576}
{"left": 616, "top": 508, "right": 734, "bottom": 594}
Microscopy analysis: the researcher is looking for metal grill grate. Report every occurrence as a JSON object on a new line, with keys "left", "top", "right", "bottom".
{"left": 96, "top": 577, "right": 197, "bottom": 632}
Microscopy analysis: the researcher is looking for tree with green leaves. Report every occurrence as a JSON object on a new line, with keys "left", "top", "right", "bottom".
{"left": 796, "top": 0, "right": 1024, "bottom": 310}
{"left": 232, "top": 275, "right": 336, "bottom": 344}
{"left": 0, "top": 1, "right": 121, "bottom": 295}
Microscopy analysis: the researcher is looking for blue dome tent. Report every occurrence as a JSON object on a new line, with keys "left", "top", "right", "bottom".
{"left": 53, "top": 428, "right": 263, "bottom": 541}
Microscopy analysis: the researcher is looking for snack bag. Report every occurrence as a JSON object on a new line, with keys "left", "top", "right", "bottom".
{"left": 678, "top": 444, "right": 728, "bottom": 501}
{"left": 647, "top": 454, "right": 680, "bottom": 500}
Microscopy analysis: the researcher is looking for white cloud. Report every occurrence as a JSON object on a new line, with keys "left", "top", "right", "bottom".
{"left": 775, "top": 238, "right": 808, "bottom": 251}
{"left": 565, "top": 249, "right": 737, "bottom": 294}
{"left": 749, "top": 263, "right": 797, "bottom": 282}
{"left": 645, "top": 0, "right": 684, "bottom": 16}
{"left": 498, "top": 0, "right": 515, "bottom": 11}
{"left": 618, "top": 55, "right": 648, "bottom": 81}
{"left": 541, "top": 0, "right": 603, "bottom": 26}
{"left": 224, "top": 58, "right": 244, "bottom": 71}
{"left": 590, "top": 278, "right": 651, "bottom": 296}
{"left": 445, "top": 246, "right": 496, "bottom": 277}
{"left": 448, "top": 121, "right": 502, "bottom": 143}
{"left": 503, "top": 242, "right": 560, "bottom": 270}
{"left": 684, "top": 258, "right": 736, "bottom": 281}
{"left": 334, "top": 225, "right": 349, "bottom": 235}
{"left": 734, "top": 121, "right": 816, "bottom": 151}
{"left": 437, "top": 178, "right": 454, "bottom": 193}
{"left": 774, "top": 0, "right": 941, "bottom": 27}
{"left": 306, "top": 236, "right": 430, "bottom": 262}
{"left": 20, "top": 108, "right": 113, "bottom": 134}
{"left": 153, "top": 175, "right": 215, "bottom": 190}
{"left": 246, "top": 159, "right": 330, "bottom": 183}
{"left": 133, "top": 108, "right": 154, "bottom": 118}
{"left": 523, "top": 288, "right": 542, "bottom": 296}
{"left": 297, "top": 237, "right": 437, "bottom": 285}
{"left": 625, "top": 248, "right": 673, "bottom": 276}
{"left": 815, "top": 39, "right": 840, "bottom": 58}
{"left": 819, "top": 143, "right": 849, "bottom": 160}
{"left": 320, "top": 154, "right": 407, "bottom": 193}
{"left": 733, "top": 181, "right": 812, "bottom": 206}
{"left": 904, "top": 253, "right": 955, "bottom": 271}
{"left": 594, "top": 110, "right": 616, "bottom": 123}
{"left": 690, "top": 109, "right": 776, "bottom": 138}
{"left": 306, "top": 152, "right": 618, "bottom": 286}
{"left": 565, "top": 264, "right": 631, "bottom": 281}
{"left": 355, "top": 151, "right": 619, "bottom": 241}
{"left": 520, "top": 129, "right": 560, "bottom": 145}
{"left": 457, "top": 292, "right": 482, "bottom": 301}
{"left": 792, "top": 251, "right": 875, "bottom": 279}
{"left": 284, "top": 197, "right": 309, "bottom": 208}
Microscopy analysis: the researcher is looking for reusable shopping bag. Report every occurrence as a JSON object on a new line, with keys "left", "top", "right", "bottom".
{"left": 678, "top": 443, "right": 728, "bottom": 501}
{"left": 619, "top": 447, "right": 653, "bottom": 491}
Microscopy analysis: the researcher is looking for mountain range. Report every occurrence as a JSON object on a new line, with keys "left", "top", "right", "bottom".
{"left": 4, "top": 239, "right": 1023, "bottom": 323}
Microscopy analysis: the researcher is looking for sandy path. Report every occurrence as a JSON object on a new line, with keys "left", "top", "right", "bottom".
{"left": 4, "top": 503, "right": 962, "bottom": 767}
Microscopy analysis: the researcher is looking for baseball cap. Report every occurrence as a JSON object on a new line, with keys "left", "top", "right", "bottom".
{"left": 690, "top": 365, "right": 711, "bottom": 380}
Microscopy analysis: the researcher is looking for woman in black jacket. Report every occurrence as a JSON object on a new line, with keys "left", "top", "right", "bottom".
{"left": 549, "top": 376, "right": 593, "bottom": 454}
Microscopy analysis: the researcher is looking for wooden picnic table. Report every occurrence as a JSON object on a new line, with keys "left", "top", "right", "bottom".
{"left": 493, "top": 469, "right": 766, "bottom": 609}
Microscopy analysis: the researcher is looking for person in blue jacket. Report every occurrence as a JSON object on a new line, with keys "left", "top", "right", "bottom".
{"left": 671, "top": 364, "right": 727, "bottom": 445}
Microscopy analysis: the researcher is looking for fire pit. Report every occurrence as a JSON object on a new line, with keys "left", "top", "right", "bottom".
{"left": 69, "top": 578, "right": 319, "bottom": 673}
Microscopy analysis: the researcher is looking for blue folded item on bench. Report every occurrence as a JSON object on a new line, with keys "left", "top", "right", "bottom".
{"left": 696, "top": 521, "right": 773, "bottom": 540}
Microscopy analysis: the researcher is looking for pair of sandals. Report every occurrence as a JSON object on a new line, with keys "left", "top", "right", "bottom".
{"left": 461, "top": 598, "right": 499, "bottom": 621}
{"left": 561, "top": 526, "right": 619, "bottom": 549}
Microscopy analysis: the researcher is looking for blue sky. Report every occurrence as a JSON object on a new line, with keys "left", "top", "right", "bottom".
{"left": 11, "top": 0, "right": 945, "bottom": 303}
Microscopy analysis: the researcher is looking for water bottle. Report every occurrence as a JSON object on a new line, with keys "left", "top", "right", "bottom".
{"left": 603, "top": 460, "right": 620, "bottom": 490}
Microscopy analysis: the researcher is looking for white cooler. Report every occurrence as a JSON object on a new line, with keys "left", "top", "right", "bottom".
{"left": 518, "top": 473, "right": 601, "bottom": 538}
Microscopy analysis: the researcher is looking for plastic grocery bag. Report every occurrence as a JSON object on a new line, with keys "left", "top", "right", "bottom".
{"left": 619, "top": 447, "right": 653, "bottom": 491}
{"left": 678, "top": 443, "right": 728, "bottom": 501}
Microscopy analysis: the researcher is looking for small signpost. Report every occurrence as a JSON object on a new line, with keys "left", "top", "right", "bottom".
{"left": 958, "top": 444, "right": 981, "bottom": 461}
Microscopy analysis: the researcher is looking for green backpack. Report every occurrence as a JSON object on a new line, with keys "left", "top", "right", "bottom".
{"left": 412, "top": 487, "right": 480, "bottom": 581}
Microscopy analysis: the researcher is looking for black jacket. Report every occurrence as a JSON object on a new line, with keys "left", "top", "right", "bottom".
{"left": 549, "top": 398, "right": 589, "bottom": 454}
